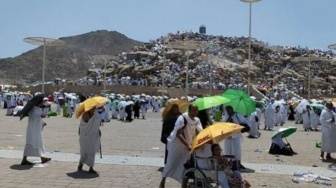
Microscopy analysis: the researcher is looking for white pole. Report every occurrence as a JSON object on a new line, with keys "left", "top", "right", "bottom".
{"left": 247, "top": 2, "right": 252, "bottom": 96}
{"left": 185, "top": 52, "right": 189, "bottom": 97}
{"left": 308, "top": 58, "right": 311, "bottom": 100}
{"left": 209, "top": 61, "right": 212, "bottom": 95}
{"left": 42, "top": 39, "right": 46, "bottom": 93}
{"left": 103, "top": 60, "right": 107, "bottom": 94}
{"left": 162, "top": 59, "right": 165, "bottom": 96}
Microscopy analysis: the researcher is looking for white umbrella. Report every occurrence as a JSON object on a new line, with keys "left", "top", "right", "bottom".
{"left": 119, "top": 101, "right": 127, "bottom": 107}
{"left": 272, "top": 100, "right": 282, "bottom": 108}
{"left": 297, "top": 99, "right": 310, "bottom": 113}
{"left": 126, "top": 101, "right": 134, "bottom": 106}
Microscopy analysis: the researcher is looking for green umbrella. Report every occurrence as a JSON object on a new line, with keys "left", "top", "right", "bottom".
{"left": 222, "top": 89, "right": 255, "bottom": 115}
{"left": 192, "top": 96, "right": 230, "bottom": 111}
{"left": 272, "top": 127, "right": 297, "bottom": 139}
{"left": 310, "top": 103, "right": 324, "bottom": 110}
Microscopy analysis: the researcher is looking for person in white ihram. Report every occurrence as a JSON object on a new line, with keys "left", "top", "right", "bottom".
{"left": 319, "top": 102, "right": 336, "bottom": 160}
{"left": 21, "top": 98, "right": 51, "bottom": 165}
{"left": 222, "top": 106, "right": 250, "bottom": 169}
{"left": 77, "top": 107, "right": 101, "bottom": 174}
{"left": 160, "top": 104, "right": 202, "bottom": 188}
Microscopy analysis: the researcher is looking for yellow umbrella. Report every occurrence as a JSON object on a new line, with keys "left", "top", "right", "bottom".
{"left": 289, "top": 101, "right": 299, "bottom": 108}
{"left": 162, "top": 100, "right": 190, "bottom": 121}
{"left": 75, "top": 96, "right": 109, "bottom": 118}
{"left": 191, "top": 122, "right": 244, "bottom": 152}
{"left": 332, "top": 98, "right": 336, "bottom": 105}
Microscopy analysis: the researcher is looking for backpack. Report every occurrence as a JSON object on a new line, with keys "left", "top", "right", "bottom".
{"left": 160, "top": 115, "right": 187, "bottom": 144}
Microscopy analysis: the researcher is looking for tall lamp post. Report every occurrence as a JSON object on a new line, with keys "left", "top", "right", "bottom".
{"left": 207, "top": 42, "right": 219, "bottom": 95}
{"left": 103, "top": 59, "right": 108, "bottom": 94}
{"left": 162, "top": 53, "right": 166, "bottom": 97}
{"left": 24, "top": 37, "right": 64, "bottom": 93}
{"left": 308, "top": 56, "right": 311, "bottom": 100}
{"left": 240, "top": 0, "right": 261, "bottom": 95}
{"left": 185, "top": 51, "right": 190, "bottom": 97}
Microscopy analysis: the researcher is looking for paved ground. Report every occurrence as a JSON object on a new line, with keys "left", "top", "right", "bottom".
{"left": 0, "top": 105, "right": 335, "bottom": 187}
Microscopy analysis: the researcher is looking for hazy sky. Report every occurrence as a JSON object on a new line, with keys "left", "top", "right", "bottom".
{"left": 0, "top": 0, "right": 335, "bottom": 58}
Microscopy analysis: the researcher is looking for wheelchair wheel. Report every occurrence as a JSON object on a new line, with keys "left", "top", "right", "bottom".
{"left": 181, "top": 168, "right": 212, "bottom": 188}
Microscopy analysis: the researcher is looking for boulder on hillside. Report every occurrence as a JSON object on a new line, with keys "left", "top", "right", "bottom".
{"left": 165, "top": 50, "right": 182, "bottom": 59}
{"left": 126, "top": 51, "right": 157, "bottom": 61}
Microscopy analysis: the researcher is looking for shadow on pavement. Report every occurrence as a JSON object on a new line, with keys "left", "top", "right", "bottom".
{"left": 322, "top": 158, "right": 336, "bottom": 163}
{"left": 328, "top": 163, "right": 336, "bottom": 171}
{"left": 10, "top": 164, "right": 33, "bottom": 170}
{"left": 66, "top": 171, "right": 99, "bottom": 179}
{"left": 241, "top": 168, "right": 255, "bottom": 173}
{"left": 157, "top": 167, "right": 164, "bottom": 172}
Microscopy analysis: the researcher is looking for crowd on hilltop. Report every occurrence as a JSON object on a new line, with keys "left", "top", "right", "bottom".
{"left": 51, "top": 31, "right": 336, "bottom": 98}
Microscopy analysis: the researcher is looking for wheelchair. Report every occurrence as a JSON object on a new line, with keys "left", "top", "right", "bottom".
{"left": 181, "top": 153, "right": 239, "bottom": 188}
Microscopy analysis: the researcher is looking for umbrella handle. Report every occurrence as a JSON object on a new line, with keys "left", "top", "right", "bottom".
{"left": 284, "top": 137, "right": 289, "bottom": 144}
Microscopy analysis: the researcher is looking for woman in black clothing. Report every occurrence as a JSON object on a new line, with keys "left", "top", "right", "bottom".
{"left": 288, "top": 105, "right": 295, "bottom": 120}
{"left": 133, "top": 101, "right": 140, "bottom": 119}
{"left": 125, "top": 104, "right": 133, "bottom": 122}
{"left": 197, "top": 109, "right": 213, "bottom": 129}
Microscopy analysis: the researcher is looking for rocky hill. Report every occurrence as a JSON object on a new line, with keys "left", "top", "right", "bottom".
{"left": 0, "top": 30, "right": 143, "bottom": 85}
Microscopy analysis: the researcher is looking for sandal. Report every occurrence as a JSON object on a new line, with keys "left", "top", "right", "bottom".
{"left": 88, "top": 168, "right": 98, "bottom": 174}
{"left": 77, "top": 164, "right": 83, "bottom": 171}
{"left": 21, "top": 160, "right": 34, "bottom": 165}
{"left": 41, "top": 157, "right": 52, "bottom": 164}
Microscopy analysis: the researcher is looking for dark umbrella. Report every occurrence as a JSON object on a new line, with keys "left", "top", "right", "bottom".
{"left": 20, "top": 94, "right": 45, "bottom": 121}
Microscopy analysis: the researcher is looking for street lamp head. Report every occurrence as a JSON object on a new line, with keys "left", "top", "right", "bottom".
{"left": 328, "top": 44, "right": 336, "bottom": 50}
{"left": 240, "top": 0, "right": 261, "bottom": 3}
{"left": 24, "top": 37, "right": 65, "bottom": 46}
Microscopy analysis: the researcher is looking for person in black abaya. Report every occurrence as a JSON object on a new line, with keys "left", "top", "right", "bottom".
{"left": 160, "top": 104, "right": 181, "bottom": 164}
{"left": 133, "top": 101, "right": 140, "bottom": 119}
{"left": 125, "top": 104, "right": 133, "bottom": 122}
{"left": 288, "top": 104, "right": 295, "bottom": 120}
{"left": 197, "top": 109, "right": 213, "bottom": 129}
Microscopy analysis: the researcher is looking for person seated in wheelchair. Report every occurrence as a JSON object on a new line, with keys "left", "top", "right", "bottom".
{"left": 196, "top": 143, "right": 250, "bottom": 188}
{"left": 269, "top": 133, "right": 297, "bottom": 156}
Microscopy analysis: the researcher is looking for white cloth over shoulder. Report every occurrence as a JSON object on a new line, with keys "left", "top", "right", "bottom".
{"left": 23, "top": 106, "right": 46, "bottom": 157}
{"left": 167, "top": 113, "right": 203, "bottom": 144}
{"left": 79, "top": 110, "right": 101, "bottom": 167}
